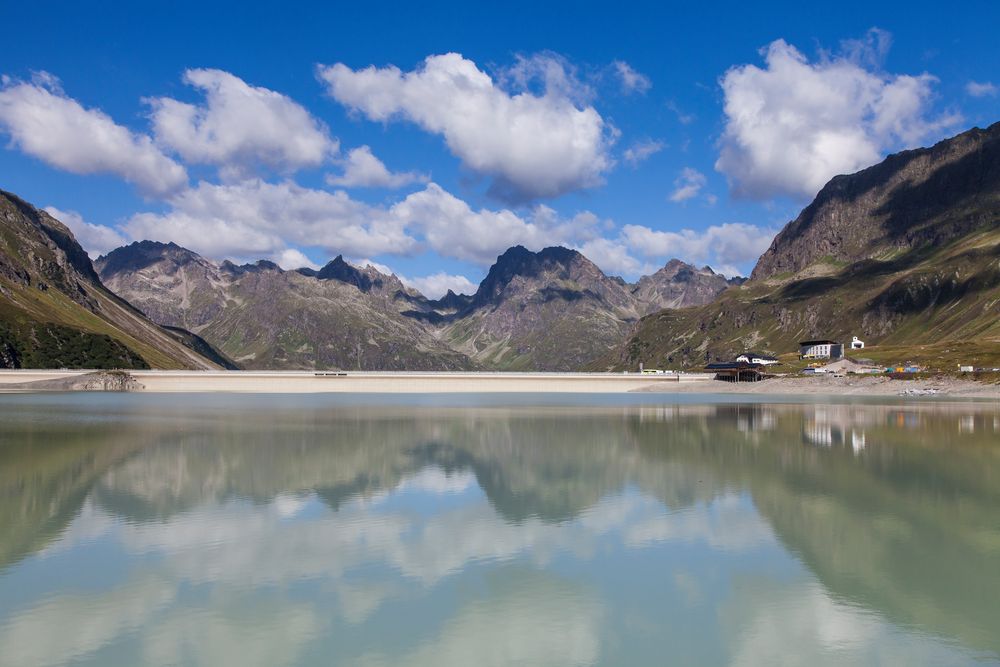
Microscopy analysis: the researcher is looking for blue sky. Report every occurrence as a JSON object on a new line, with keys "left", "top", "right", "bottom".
{"left": 1, "top": 0, "right": 998, "bottom": 296}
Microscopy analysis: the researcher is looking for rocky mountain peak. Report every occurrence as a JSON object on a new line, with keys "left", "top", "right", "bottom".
{"left": 316, "top": 255, "right": 388, "bottom": 292}
{"left": 472, "top": 245, "right": 599, "bottom": 307}
{"left": 630, "top": 258, "right": 733, "bottom": 313}
{"left": 97, "top": 240, "right": 205, "bottom": 278}
{"left": 220, "top": 259, "right": 284, "bottom": 276}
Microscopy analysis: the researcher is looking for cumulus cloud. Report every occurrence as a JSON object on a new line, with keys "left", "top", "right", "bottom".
{"left": 612, "top": 60, "right": 652, "bottom": 95}
{"left": 348, "top": 258, "right": 477, "bottom": 299}
{"left": 669, "top": 167, "right": 707, "bottom": 202}
{"left": 391, "top": 185, "right": 606, "bottom": 265}
{"left": 622, "top": 222, "right": 778, "bottom": 275}
{"left": 966, "top": 80, "right": 998, "bottom": 98}
{"left": 147, "top": 68, "right": 337, "bottom": 177}
{"left": 574, "top": 237, "right": 655, "bottom": 277}
{"left": 400, "top": 272, "right": 478, "bottom": 299}
{"left": 317, "top": 53, "right": 614, "bottom": 202}
{"left": 273, "top": 247, "right": 320, "bottom": 271}
{"left": 124, "top": 179, "right": 414, "bottom": 260}
{"left": 622, "top": 139, "right": 664, "bottom": 166}
{"left": 716, "top": 34, "right": 961, "bottom": 199}
{"left": 0, "top": 74, "right": 187, "bottom": 196}
{"left": 119, "top": 175, "right": 768, "bottom": 280}
{"left": 326, "top": 145, "right": 428, "bottom": 188}
{"left": 43, "top": 206, "right": 126, "bottom": 258}
{"left": 120, "top": 178, "right": 611, "bottom": 270}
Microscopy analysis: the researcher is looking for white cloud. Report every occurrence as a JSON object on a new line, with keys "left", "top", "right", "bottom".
{"left": 0, "top": 74, "right": 187, "bottom": 196}
{"left": 326, "top": 145, "right": 428, "bottom": 189}
{"left": 120, "top": 178, "right": 610, "bottom": 270}
{"left": 147, "top": 68, "right": 337, "bottom": 177}
{"left": 574, "top": 237, "right": 655, "bottom": 277}
{"left": 622, "top": 222, "right": 777, "bottom": 273}
{"left": 348, "top": 257, "right": 396, "bottom": 276}
{"left": 622, "top": 139, "right": 664, "bottom": 166}
{"left": 124, "top": 179, "right": 414, "bottom": 261}
{"left": 666, "top": 100, "right": 695, "bottom": 125}
{"left": 43, "top": 206, "right": 126, "bottom": 258}
{"left": 965, "top": 80, "right": 998, "bottom": 98}
{"left": 716, "top": 34, "right": 961, "bottom": 199}
{"left": 273, "top": 247, "right": 319, "bottom": 271}
{"left": 612, "top": 60, "right": 651, "bottom": 95}
{"left": 400, "top": 272, "right": 477, "bottom": 299}
{"left": 390, "top": 185, "right": 605, "bottom": 265}
{"left": 345, "top": 259, "right": 474, "bottom": 298}
{"left": 318, "top": 53, "right": 614, "bottom": 202}
{"left": 669, "top": 167, "right": 706, "bottom": 203}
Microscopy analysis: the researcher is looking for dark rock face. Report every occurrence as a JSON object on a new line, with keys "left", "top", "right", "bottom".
{"left": 0, "top": 191, "right": 222, "bottom": 370}
{"left": 316, "top": 255, "right": 391, "bottom": 292}
{"left": 753, "top": 122, "right": 1000, "bottom": 281}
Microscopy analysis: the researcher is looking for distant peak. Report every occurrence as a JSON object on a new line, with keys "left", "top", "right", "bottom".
{"left": 473, "top": 245, "right": 597, "bottom": 307}
{"left": 96, "top": 239, "right": 202, "bottom": 277}
{"left": 317, "top": 255, "right": 383, "bottom": 292}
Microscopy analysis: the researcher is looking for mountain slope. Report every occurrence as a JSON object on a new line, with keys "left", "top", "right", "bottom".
{"left": 0, "top": 191, "right": 224, "bottom": 369}
{"left": 97, "top": 243, "right": 474, "bottom": 370}
{"left": 604, "top": 122, "right": 1000, "bottom": 371}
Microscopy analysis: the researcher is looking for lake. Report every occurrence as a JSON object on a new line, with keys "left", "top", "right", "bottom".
{"left": 1, "top": 393, "right": 999, "bottom": 666}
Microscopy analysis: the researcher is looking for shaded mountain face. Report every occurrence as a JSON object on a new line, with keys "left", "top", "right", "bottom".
{"left": 0, "top": 192, "right": 224, "bottom": 370}
{"left": 604, "top": 122, "right": 1000, "bottom": 371}
{"left": 98, "top": 241, "right": 733, "bottom": 371}
{"left": 753, "top": 122, "right": 1000, "bottom": 281}
{"left": 97, "top": 243, "right": 474, "bottom": 371}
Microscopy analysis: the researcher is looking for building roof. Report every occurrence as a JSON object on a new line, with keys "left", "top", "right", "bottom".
{"left": 798, "top": 339, "right": 839, "bottom": 346}
{"left": 736, "top": 351, "right": 779, "bottom": 360}
{"left": 705, "top": 361, "right": 765, "bottom": 370}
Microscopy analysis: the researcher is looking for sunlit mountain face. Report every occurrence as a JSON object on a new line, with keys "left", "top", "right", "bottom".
{"left": 1, "top": 394, "right": 999, "bottom": 666}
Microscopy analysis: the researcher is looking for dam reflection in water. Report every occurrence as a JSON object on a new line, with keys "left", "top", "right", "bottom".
{"left": 0, "top": 394, "right": 999, "bottom": 666}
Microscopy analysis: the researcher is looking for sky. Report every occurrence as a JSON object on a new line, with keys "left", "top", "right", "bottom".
{"left": 1, "top": 0, "right": 998, "bottom": 297}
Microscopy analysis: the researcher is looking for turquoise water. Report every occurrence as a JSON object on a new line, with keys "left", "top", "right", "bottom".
{"left": 1, "top": 393, "right": 999, "bottom": 666}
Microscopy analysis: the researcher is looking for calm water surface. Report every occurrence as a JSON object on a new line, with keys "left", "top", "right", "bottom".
{"left": 1, "top": 393, "right": 999, "bottom": 666}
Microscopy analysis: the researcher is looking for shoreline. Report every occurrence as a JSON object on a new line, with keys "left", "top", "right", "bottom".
{"left": 0, "top": 370, "right": 997, "bottom": 399}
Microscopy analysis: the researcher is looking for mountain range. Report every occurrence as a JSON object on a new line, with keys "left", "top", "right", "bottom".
{"left": 96, "top": 242, "right": 734, "bottom": 370}
{"left": 603, "top": 121, "right": 1000, "bottom": 371}
{"left": 4, "top": 121, "right": 998, "bottom": 372}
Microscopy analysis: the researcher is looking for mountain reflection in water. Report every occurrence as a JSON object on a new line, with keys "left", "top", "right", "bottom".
{"left": 0, "top": 394, "right": 998, "bottom": 666}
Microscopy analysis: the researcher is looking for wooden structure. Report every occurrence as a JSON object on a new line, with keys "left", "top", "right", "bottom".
{"left": 705, "top": 361, "right": 770, "bottom": 382}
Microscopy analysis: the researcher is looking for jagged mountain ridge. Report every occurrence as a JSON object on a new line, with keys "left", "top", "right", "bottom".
{"left": 0, "top": 191, "right": 226, "bottom": 369}
{"left": 97, "top": 242, "right": 734, "bottom": 371}
{"left": 603, "top": 122, "right": 1000, "bottom": 371}
{"left": 97, "top": 242, "right": 474, "bottom": 370}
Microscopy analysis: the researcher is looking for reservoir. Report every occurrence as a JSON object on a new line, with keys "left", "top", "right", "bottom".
{"left": 1, "top": 393, "right": 998, "bottom": 666}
